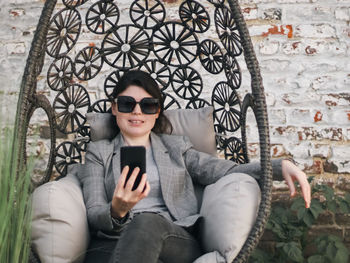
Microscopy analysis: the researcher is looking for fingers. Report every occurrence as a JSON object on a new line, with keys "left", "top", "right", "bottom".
{"left": 125, "top": 167, "right": 140, "bottom": 191}
{"left": 116, "top": 165, "right": 129, "bottom": 192}
{"left": 285, "top": 173, "right": 296, "bottom": 197}
{"left": 298, "top": 174, "right": 311, "bottom": 208}
{"left": 135, "top": 173, "right": 147, "bottom": 193}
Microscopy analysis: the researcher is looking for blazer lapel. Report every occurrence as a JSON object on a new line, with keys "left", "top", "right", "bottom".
{"left": 104, "top": 134, "right": 123, "bottom": 199}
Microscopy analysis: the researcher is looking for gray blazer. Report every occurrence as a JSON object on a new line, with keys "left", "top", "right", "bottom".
{"left": 79, "top": 132, "right": 282, "bottom": 237}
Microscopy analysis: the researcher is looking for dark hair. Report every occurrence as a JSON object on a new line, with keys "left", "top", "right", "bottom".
{"left": 110, "top": 70, "right": 172, "bottom": 134}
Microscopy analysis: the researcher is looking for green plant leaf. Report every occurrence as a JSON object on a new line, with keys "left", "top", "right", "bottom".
{"left": 307, "top": 255, "right": 325, "bottom": 263}
{"left": 334, "top": 246, "right": 350, "bottom": 263}
{"left": 291, "top": 197, "right": 305, "bottom": 211}
{"left": 345, "top": 193, "right": 350, "bottom": 204}
{"left": 323, "top": 186, "right": 334, "bottom": 201}
{"left": 339, "top": 200, "right": 350, "bottom": 214}
{"left": 297, "top": 206, "right": 307, "bottom": 221}
{"left": 327, "top": 200, "right": 337, "bottom": 213}
{"left": 303, "top": 211, "right": 314, "bottom": 227}
{"left": 326, "top": 242, "right": 337, "bottom": 259}
{"left": 310, "top": 199, "right": 324, "bottom": 219}
{"left": 283, "top": 242, "right": 304, "bottom": 262}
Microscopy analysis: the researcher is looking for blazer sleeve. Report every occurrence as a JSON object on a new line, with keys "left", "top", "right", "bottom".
{"left": 182, "top": 137, "right": 284, "bottom": 185}
{"left": 80, "top": 141, "right": 131, "bottom": 233}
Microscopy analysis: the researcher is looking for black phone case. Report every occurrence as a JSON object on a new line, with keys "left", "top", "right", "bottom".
{"left": 120, "top": 146, "right": 146, "bottom": 191}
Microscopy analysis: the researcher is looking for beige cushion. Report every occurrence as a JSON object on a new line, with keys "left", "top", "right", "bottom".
{"left": 86, "top": 106, "right": 217, "bottom": 156}
{"left": 199, "top": 173, "right": 261, "bottom": 262}
{"left": 31, "top": 166, "right": 89, "bottom": 263}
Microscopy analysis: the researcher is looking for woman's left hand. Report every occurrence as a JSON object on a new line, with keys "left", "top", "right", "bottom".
{"left": 281, "top": 159, "right": 311, "bottom": 208}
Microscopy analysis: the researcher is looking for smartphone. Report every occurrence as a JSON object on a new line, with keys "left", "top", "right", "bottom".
{"left": 120, "top": 146, "right": 146, "bottom": 191}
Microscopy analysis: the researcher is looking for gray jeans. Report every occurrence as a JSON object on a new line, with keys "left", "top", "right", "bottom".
{"left": 85, "top": 213, "right": 202, "bottom": 263}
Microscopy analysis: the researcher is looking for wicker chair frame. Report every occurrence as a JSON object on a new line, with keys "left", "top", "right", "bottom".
{"left": 14, "top": 0, "right": 273, "bottom": 262}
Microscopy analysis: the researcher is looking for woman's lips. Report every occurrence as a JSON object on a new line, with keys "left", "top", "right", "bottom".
{"left": 128, "top": 119, "right": 144, "bottom": 125}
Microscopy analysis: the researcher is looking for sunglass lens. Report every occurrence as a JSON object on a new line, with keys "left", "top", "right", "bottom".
{"left": 141, "top": 98, "right": 159, "bottom": 114}
{"left": 118, "top": 96, "right": 135, "bottom": 113}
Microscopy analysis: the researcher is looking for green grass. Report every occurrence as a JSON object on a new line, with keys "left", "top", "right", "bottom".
{"left": 0, "top": 125, "right": 33, "bottom": 262}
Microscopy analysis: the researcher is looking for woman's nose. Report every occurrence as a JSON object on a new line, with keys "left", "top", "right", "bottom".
{"left": 132, "top": 103, "right": 142, "bottom": 114}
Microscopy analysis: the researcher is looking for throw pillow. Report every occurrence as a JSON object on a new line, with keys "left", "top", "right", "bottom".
{"left": 199, "top": 173, "right": 261, "bottom": 262}
{"left": 31, "top": 164, "right": 89, "bottom": 263}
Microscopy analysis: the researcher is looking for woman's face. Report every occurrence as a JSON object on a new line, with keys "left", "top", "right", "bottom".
{"left": 112, "top": 85, "right": 160, "bottom": 140}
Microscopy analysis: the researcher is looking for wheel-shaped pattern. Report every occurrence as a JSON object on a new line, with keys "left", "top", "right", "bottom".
{"left": 53, "top": 84, "right": 90, "bottom": 134}
{"left": 86, "top": 0, "right": 120, "bottom": 34}
{"left": 152, "top": 22, "right": 198, "bottom": 67}
{"left": 104, "top": 69, "right": 127, "bottom": 98}
{"left": 46, "top": 8, "right": 81, "bottom": 58}
{"left": 212, "top": 81, "right": 241, "bottom": 132}
{"left": 139, "top": 59, "right": 171, "bottom": 91}
{"left": 130, "top": 0, "right": 165, "bottom": 29}
{"left": 55, "top": 141, "right": 82, "bottom": 176}
{"left": 102, "top": 24, "right": 150, "bottom": 69}
{"left": 199, "top": 39, "right": 224, "bottom": 74}
{"left": 185, "top": 98, "right": 210, "bottom": 109}
{"left": 63, "top": 0, "right": 87, "bottom": 8}
{"left": 224, "top": 136, "right": 247, "bottom": 163}
{"left": 74, "top": 46, "right": 103, "bottom": 80}
{"left": 162, "top": 92, "right": 181, "bottom": 110}
{"left": 179, "top": 0, "right": 210, "bottom": 33}
{"left": 171, "top": 67, "right": 202, "bottom": 100}
{"left": 89, "top": 99, "right": 112, "bottom": 113}
{"left": 223, "top": 53, "right": 241, "bottom": 89}
{"left": 47, "top": 56, "right": 74, "bottom": 91}
{"left": 215, "top": 6, "right": 242, "bottom": 57}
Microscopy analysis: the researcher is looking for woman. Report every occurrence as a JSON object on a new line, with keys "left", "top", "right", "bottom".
{"left": 81, "top": 70, "right": 311, "bottom": 263}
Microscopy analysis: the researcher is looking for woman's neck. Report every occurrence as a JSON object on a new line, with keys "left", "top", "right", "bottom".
{"left": 121, "top": 133, "right": 151, "bottom": 148}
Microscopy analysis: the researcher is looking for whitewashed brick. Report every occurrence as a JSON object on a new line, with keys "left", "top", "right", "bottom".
{"left": 335, "top": 7, "right": 350, "bottom": 21}
{"left": 309, "top": 144, "right": 330, "bottom": 158}
{"left": 5, "top": 42, "right": 26, "bottom": 55}
{"left": 259, "top": 40, "right": 280, "bottom": 55}
{"left": 284, "top": 6, "right": 333, "bottom": 23}
{"left": 295, "top": 24, "right": 337, "bottom": 38}
{"left": 282, "top": 41, "right": 302, "bottom": 55}
{"left": 241, "top": 6, "right": 258, "bottom": 20}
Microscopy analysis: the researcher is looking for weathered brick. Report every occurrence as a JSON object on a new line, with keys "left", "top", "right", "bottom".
{"left": 271, "top": 144, "right": 287, "bottom": 158}
{"left": 241, "top": 6, "right": 258, "bottom": 20}
{"left": 315, "top": 211, "right": 335, "bottom": 225}
{"left": 282, "top": 41, "right": 302, "bottom": 55}
{"left": 310, "top": 144, "right": 330, "bottom": 158}
{"left": 307, "top": 226, "right": 343, "bottom": 241}
{"left": 260, "top": 7, "right": 282, "bottom": 21}
{"left": 259, "top": 40, "right": 280, "bottom": 55}
{"left": 335, "top": 213, "right": 350, "bottom": 226}
{"left": 335, "top": 7, "right": 350, "bottom": 21}
{"left": 5, "top": 42, "right": 26, "bottom": 55}
{"left": 295, "top": 24, "right": 337, "bottom": 38}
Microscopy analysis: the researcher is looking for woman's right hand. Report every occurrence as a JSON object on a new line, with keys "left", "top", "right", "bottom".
{"left": 111, "top": 166, "right": 150, "bottom": 219}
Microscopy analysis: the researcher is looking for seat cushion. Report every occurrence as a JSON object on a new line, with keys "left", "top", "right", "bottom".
{"left": 86, "top": 106, "right": 217, "bottom": 156}
{"left": 31, "top": 164, "right": 89, "bottom": 263}
{"left": 199, "top": 173, "right": 261, "bottom": 262}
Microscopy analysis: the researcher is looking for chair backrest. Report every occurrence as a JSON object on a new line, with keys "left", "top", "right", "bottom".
{"left": 15, "top": 1, "right": 273, "bottom": 262}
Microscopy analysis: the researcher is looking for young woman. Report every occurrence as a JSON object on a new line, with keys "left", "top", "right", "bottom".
{"left": 81, "top": 70, "right": 311, "bottom": 263}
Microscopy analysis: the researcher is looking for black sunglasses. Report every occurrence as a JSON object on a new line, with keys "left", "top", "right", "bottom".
{"left": 114, "top": 96, "right": 160, "bottom": 114}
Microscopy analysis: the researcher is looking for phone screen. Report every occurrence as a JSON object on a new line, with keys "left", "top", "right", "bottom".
{"left": 120, "top": 146, "right": 146, "bottom": 191}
